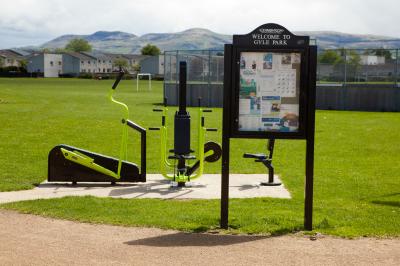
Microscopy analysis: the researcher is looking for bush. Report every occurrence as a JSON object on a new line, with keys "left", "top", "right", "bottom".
{"left": 78, "top": 73, "right": 93, "bottom": 79}
{"left": 0, "top": 66, "right": 27, "bottom": 73}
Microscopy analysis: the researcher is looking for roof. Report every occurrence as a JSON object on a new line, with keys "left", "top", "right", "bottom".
{"left": 64, "top": 52, "right": 97, "bottom": 61}
{"left": 103, "top": 53, "right": 126, "bottom": 60}
{"left": 0, "top": 49, "right": 24, "bottom": 59}
{"left": 81, "top": 52, "right": 113, "bottom": 61}
{"left": 121, "top": 54, "right": 149, "bottom": 60}
{"left": 9, "top": 49, "right": 30, "bottom": 56}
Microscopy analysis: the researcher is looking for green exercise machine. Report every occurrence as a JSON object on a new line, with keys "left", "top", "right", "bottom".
{"left": 48, "top": 70, "right": 146, "bottom": 184}
{"left": 149, "top": 61, "right": 222, "bottom": 186}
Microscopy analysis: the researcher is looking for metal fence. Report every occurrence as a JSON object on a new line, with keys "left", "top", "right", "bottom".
{"left": 164, "top": 49, "right": 400, "bottom": 111}
{"left": 317, "top": 48, "right": 399, "bottom": 84}
{"left": 164, "top": 50, "right": 224, "bottom": 107}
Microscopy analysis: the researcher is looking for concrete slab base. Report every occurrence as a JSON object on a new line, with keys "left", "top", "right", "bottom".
{"left": 0, "top": 174, "right": 291, "bottom": 204}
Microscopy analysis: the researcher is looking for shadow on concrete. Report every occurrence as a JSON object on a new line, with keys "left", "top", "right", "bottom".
{"left": 38, "top": 183, "right": 139, "bottom": 188}
{"left": 108, "top": 181, "right": 206, "bottom": 198}
{"left": 236, "top": 184, "right": 260, "bottom": 191}
{"left": 124, "top": 232, "right": 268, "bottom": 247}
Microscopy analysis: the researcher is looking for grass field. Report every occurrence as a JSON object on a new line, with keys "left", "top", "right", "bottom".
{"left": 0, "top": 77, "right": 399, "bottom": 236}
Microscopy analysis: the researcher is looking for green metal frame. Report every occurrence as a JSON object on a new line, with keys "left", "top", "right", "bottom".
{"left": 156, "top": 106, "right": 212, "bottom": 183}
{"left": 61, "top": 87, "right": 129, "bottom": 180}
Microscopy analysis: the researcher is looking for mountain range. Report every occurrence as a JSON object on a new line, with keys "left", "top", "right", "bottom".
{"left": 39, "top": 28, "right": 400, "bottom": 54}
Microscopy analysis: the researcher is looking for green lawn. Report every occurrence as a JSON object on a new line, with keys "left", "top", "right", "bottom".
{"left": 0, "top": 78, "right": 399, "bottom": 237}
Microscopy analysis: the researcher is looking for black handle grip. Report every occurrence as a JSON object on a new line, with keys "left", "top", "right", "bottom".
{"left": 243, "top": 153, "right": 254, "bottom": 158}
{"left": 112, "top": 70, "right": 125, "bottom": 90}
{"left": 203, "top": 109, "right": 212, "bottom": 113}
{"left": 149, "top": 127, "right": 160, "bottom": 131}
{"left": 153, "top": 109, "right": 163, "bottom": 112}
{"left": 206, "top": 128, "right": 218, "bottom": 132}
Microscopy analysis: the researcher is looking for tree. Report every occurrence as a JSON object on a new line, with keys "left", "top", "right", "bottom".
{"left": 113, "top": 58, "right": 128, "bottom": 69}
{"left": 318, "top": 50, "right": 343, "bottom": 65}
{"left": 141, "top": 44, "right": 161, "bottom": 56}
{"left": 346, "top": 50, "right": 361, "bottom": 80}
{"left": 371, "top": 48, "right": 392, "bottom": 60}
{"left": 55, "top": 48, "right": 67, "bottom": 53}
{"left": 65, "top": 38, "right": 92, "bottom": 52}
{"left": 18, "top": 59, "right": 28, "bottom": 70}
{"left": 132, "top": 63, "right": 141, "bottom": 72}
{"left": 0, "top": 57, "right": 4, "bottom": 68}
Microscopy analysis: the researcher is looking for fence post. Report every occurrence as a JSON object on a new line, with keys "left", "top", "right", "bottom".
{"left": 342, "top": 49, "right": 347, "bottom": 110}
{"left": 176, "top": 50, "right": 179, "bottom": 105}
{"left": 395, "top": 49, "right": 399, "bottom": 86}
{"left": 163, "top": 52, "right": 166, "bottom": 100}
{"left": 344, "top": 49, "right": 347, "bottom": 85}
{"left": 208, "top": 50, "right": 212, "bottom": 107}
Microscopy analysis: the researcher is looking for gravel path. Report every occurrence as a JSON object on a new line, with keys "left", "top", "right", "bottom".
{"left": 0, "top": 210, "right": 398, "bottom": 265}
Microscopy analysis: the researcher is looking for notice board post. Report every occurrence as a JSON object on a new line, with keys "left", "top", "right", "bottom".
{"left": 221, "top": 23, "right": 317, "bottom": 230}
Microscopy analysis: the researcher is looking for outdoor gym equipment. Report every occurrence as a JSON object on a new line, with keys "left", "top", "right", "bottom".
{"left": 243, "top": 139, "right": 281, "bottom": 186}
{"left": 150, "top": 61, "right": 222, "bottom": 186}
{"left": 48, "top": 70, "right": 146, "bottom": 184}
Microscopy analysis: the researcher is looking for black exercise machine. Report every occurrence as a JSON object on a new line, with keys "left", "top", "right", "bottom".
{"left": 243, "top": 139, "right": 281, "bottom": 186}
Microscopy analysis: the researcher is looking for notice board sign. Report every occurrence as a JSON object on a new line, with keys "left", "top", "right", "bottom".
{"left": 238, "top": 51, "right": 301, "bottom": 133}
{"left": 224, "top": 23, "right": 315, "bottom": 139}
{"left": 221, "top": 23, "right": 317, "bottom": 230}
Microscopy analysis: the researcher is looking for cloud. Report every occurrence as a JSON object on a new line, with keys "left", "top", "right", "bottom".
{"left": 0, "top": 0, "right": 399, "bottom": 48}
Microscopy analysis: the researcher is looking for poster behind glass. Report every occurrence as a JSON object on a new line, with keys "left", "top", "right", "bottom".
{"left": 238, "top": 52, "right": 301, "bottom": 132}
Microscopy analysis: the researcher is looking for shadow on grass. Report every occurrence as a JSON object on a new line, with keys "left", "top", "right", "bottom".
{"left": 371, "top": 200, "right": 400, "bottom": 208}
{"left": 124, "top": 232, "right": 269, "bottom": 247}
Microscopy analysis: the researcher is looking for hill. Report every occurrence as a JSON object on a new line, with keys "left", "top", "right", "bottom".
{"left": 39, "top": 28, "right": 400, "bottom": 53}
{"left": 41, "top": 28, "right": 231, "bottom": 53}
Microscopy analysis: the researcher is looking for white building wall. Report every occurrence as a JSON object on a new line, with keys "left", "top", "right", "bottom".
{"left": 360, "top": 55, "right": 386, "bottom": 65}
{"left": 44, "top": 54, "right": 62, "bottom": 77}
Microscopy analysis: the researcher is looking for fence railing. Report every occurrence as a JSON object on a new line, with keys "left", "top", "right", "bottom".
{"left": 165, "top": 48, "right": 400, "bottom": 85}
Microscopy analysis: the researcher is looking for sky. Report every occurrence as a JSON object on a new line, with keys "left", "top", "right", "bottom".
{"left": 0, "top": 0, "right": 399, "bottom": 49}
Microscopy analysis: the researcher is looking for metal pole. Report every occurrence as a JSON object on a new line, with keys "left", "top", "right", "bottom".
{"left": 136, "top": 73, "right": 139, "bottom": 92}
{"left": 395, "top": 49, "right": 399, "bottom": 85}
{"left": 343, "top": 49, "right": 347, "bottom": 85}
{"left": 149, "top": 74, "right": 152, "bottom": 91}
{"left": 208, "top": 50, "right": 212, "bottom": 107}
{"left": 178, "top": 62, "right": 187, "bottom": 112}
{"left": 304, "top": 46, "right": 317, "bottom": 231}
{"left": 220, "top": 44, "right": 233, "bottom": 229}
{"left": 176, "top": 51, "right": 179, "bottom": 105}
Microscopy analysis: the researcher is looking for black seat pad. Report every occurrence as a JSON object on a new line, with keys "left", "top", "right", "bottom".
{"left": 243, "top": 153, "right": 267, "bottom": 160}
{"left": 168, "top": 154, "right": 196, "bottom": 160}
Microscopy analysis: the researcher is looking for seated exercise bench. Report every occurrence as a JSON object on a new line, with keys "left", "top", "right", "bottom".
{"left": 243, "top": 139, "right": 281, "bottom": 186}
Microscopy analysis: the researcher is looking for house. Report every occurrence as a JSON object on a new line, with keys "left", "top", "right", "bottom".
{"left": 120, "top": 54, "right": 150, "bottom": 71}
{"left": 140, "top": 55, "right": 164, "bottom": 76}
{"left": 82, "top": 52, "right": 113, "bottom": 73}
{"left": 62, "top": 52, "right": 111, "bottom": 76}
{"left": 62, "top": 52, "right": 148, "bottom": 76}
{"left": 360, "top": 55, "right": 385, "bottom": 65}
{"left": 102, "top": 53, "right": 127, "bottom": 72}
{"left": 27, "top": 53, "right": 63, "bottom": 77}
{"left": 0, "top": 49, "right": 25, "bottom": 67}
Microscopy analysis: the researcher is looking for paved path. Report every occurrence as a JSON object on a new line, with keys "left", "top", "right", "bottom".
{"left": 0, "top": 210, "right": 398, "bottom": 266}
{"left": 0, "top": 174, "right": 290, "bottom": 203}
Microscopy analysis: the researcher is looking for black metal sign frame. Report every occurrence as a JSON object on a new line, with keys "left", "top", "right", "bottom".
{"left": 221, "top": 23, "right": 317, "bottom": 230}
